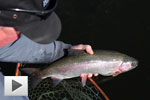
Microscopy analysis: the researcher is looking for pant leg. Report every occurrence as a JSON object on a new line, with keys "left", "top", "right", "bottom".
{"left": 0, "top": 72, "right": 29, "bottom": 100}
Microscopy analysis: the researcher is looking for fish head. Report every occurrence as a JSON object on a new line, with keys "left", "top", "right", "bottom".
{"left": 113, "top": 56, "right": 138, "bottom": 76}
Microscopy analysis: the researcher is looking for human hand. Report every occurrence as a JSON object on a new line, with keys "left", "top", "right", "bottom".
{"left": 71, "top": 44, "right": 98, "bottom": 78}
{"left": 71, "top": 44, "right": 94, "bottom": 55}
{"left": 80, "top": 73, "right": 99, "bottom": 78}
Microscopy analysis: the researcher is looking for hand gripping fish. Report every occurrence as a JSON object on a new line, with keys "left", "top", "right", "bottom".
{"left": 21, "top": 50, "right": 138, "bottom": 88}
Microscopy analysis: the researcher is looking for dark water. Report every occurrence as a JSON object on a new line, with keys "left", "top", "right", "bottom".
{"left": 56, "top": 0, "right": 149, "bottom": 100}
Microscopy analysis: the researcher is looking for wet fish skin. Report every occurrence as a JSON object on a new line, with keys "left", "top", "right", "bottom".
{"left": 41, "top": 50, "right": 137, "bottom": 77}
{"left": 21, "top": 50, "right": 138, "bottom": 88}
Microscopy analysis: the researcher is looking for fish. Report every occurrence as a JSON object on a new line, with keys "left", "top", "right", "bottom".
{"left": 21, "top": 50, "right": 138, "bottom": 88}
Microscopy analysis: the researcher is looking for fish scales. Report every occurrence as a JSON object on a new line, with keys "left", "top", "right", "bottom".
{"left": 21, "top": 50, "right": 138, "bottom": 88}
{"left": 40, "top": 50, "right": 125, "bottom": 78}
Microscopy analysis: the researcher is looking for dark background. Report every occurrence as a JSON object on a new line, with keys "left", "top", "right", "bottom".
{"left": 56, "top": 0, "right": 149, "bottom": 100}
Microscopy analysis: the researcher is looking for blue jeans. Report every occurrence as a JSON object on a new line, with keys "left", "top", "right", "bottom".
{"left": 0, "top": 72, "right": 29, "bottom": 100}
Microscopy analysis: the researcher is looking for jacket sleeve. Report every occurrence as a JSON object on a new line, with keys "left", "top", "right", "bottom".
{"left": 0, "top": 34, "right": 72, "bottom": 63}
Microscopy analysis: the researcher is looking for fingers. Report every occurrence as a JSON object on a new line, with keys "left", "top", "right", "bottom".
{"left": 85, "top": 45, "right": 94, "bottom": 55}
{"left": 87, "top": 73, "right": 99, "bottom": 77}
{"left": 87, "top": 73, "right": 93, "bottom": 77}
{"left": 94, "top": 73, "right": 99, "bottom": 76}
{"left": 80, "top": 73, "right": 99, "bottom": 78}
{"left": 71, "top": 44, "right": 94, "bottom": 55}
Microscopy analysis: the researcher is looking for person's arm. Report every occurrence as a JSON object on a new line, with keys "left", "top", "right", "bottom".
{"left": 0, "top": 34, "right": 72, "bottom": 63}
{"left": 0, "top": 34, "right": 98, "bottom": 77}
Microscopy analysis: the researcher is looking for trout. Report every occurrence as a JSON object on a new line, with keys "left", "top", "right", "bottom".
{"left": 21, "top": 50, "right": 138, "bottom": 88}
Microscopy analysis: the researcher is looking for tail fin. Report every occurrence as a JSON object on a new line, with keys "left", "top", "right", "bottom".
{"left": 20, "top": 68, "right": 42, "bottom": 88}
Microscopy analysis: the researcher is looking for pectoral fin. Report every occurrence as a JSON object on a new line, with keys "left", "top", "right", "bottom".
{"left": 20, "top": 68, "right": 42, "bottom": 88}
{"left": 80, "top": 74, "right": 87, "bottom": 87}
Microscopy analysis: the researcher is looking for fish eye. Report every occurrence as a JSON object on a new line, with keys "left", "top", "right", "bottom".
{"left": 131, "top": 62, "right": 137, "bottom": 67}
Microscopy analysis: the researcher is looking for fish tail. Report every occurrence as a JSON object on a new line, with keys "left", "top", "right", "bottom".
{"left": 30, "top": 74, "right": 42, "bottom": 88}
{"left": 20, "top": 68, "right": 42, "bottom": 88}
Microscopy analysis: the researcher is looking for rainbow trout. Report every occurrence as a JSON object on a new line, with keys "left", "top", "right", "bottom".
{"left": 21, "top": 50, "right": 138, "bottom": 88}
